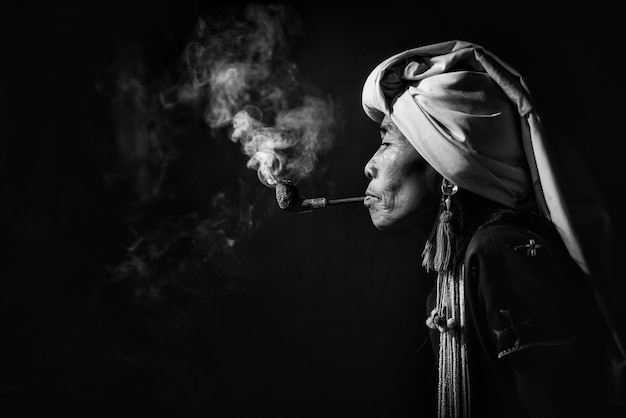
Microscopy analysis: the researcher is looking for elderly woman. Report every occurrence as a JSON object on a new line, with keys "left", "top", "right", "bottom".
{"left": 361, "top": 41, "right": 625, "bottom": 417}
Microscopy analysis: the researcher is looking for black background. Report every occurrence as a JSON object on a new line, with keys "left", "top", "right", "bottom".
{"left": 3, "top": 1, "right": 624, "bottom": 417}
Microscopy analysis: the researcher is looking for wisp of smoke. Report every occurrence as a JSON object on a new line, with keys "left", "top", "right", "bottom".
{"left": 184, "top": 3, "right": 337, "bottom": 187}
{"left": 104, "top": 3, "right": 335, "bottom": 341}
{"left": 107, "top": 53, "right": 174, "bottom": 208}
{"left": 231, "top": 96, "right": 334, "bottom": 187}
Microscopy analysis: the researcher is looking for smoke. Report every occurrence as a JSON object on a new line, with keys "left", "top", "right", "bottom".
{"left": 102, "top": 3, "right": 336, "bottom": 343}
{"left": 184, "top": 4, "right": 293, "bottom": 128}
{"left": 109, "top": 189, "right": 255, "bottom": 311}
{"left": 231, "top": 97, "right": 335, "bottom": 186}
{"left": 107, "top": 54, "right": 174, "bottom": 209}
{"left": 184, "top": 3, "right": 337, "bottom": 187}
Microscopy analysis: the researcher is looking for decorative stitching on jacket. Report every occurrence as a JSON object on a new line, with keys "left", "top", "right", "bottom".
{"left": 497, "top": 338, "right": 576, "bottom": 359}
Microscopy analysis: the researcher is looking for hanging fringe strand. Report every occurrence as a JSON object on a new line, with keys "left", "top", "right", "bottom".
{"left": 423, "top": 179, "right": 469, "bottom": 417}
{"left": 435, "top": 269, "right": 470, "bottom": 418}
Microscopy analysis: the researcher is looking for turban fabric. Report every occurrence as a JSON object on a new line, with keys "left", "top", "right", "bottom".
{"left": 362, "top": 40, "right": 626, "bottom": 403}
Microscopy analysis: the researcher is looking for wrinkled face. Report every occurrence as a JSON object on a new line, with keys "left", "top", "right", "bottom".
{"left": 364, "top": 115, "right": 442, "bottom": 232}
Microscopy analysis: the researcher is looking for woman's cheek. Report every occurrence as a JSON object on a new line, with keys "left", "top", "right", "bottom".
{"left": 378, "top": 184, "right": 397, "bottom": 211}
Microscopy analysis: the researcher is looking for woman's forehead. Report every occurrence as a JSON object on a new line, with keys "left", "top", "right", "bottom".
{"left": 380, "top": 115, "right": 401, "bottom": 134}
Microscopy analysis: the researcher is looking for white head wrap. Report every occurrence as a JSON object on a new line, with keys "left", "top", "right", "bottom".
{"left": 362, "top": 40, "right": 626, "bottom": 402}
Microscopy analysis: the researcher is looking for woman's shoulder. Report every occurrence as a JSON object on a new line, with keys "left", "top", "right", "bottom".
{"left": 464, "top": 210, "right": 571, "bottom": 266}
{"left": 463, "top": 216, "right": 585, "bottom": 295}
{"left": 462, "top": 212, "right": 595, "bottom": 359}
{"left": 467, "top": 223, "right": 549, "bottom": 256}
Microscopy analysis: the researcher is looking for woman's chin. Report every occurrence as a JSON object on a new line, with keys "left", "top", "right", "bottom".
{"left": 369, "top": 211, "right": 399, "bottom": 231}
{"left": 369, "top": 210, "right": 429, "bottom": 233}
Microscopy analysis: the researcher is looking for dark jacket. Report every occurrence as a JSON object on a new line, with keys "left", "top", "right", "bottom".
{"left": 428, "top": 221, "right": 614, "bottom": 417}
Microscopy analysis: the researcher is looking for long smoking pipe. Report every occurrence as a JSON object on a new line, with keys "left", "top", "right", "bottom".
{"left": 275, "top": 180, "right": 365, "bottom": 213}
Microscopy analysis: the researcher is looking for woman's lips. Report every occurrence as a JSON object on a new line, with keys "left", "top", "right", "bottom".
{"left": 364, "top": 192, "right": 380, "bottom": 207}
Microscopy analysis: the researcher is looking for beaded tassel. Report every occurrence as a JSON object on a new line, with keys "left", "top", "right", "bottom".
{"left": 430, "top": 268, "right": 470, "bottom": 418}
{"left": 423, "top": 179, "right": 468, "bottom": 417}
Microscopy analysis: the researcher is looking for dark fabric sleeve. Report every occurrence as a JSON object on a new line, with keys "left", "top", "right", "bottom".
{"left": 464, "top": 224, "right": 609, "bottom": 417}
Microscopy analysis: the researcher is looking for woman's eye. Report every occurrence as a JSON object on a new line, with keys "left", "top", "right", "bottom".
{"left": 381, "top": 142, "right": 391, "bottom": 148}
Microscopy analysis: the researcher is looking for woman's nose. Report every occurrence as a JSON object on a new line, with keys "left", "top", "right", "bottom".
{"left": 364, "top": 155, "right": 377, "bottom": 179}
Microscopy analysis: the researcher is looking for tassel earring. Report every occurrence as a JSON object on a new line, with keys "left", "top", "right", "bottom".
{"left": 423, "top": 178, "right": 470, "bottom": 418}
{"left": 422, "top": 178, "right": 459, "bottom": 273}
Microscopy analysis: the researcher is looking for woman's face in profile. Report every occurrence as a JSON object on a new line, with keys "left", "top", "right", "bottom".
{"left": 364, "top": 115, "right": 441, "bottom": 232}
